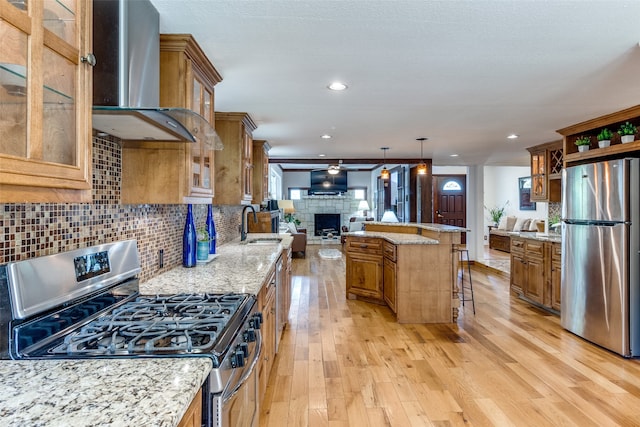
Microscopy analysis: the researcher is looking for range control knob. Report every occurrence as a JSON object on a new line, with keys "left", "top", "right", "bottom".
{"left": 250, "top": 313, "right": 263, "bottom": 329}
{"left": 231, "top": 347, "right": 245, "bottom": 368}
{"left": 239, "top": 342, "right": 249, "bottom": 358}
{"left": 243, "top": 328, "right": 256, "bottom": 342}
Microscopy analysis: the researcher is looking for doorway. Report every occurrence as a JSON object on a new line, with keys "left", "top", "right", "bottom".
{"left": 433, "top": 174, "right": 467, "bottom": 243}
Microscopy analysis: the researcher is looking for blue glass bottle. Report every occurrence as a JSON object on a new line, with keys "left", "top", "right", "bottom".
{"left": 183, "top": 204, "right": 197, "bottom": 267}
{"left": 206, "top": 204, "right": 217, "bottom": 254}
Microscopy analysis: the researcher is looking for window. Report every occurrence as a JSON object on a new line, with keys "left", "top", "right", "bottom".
{"left": 442, "top": 180, "right": 462, "bottom": 191}
{"left": 288, "top": 188, "right": 304, "bottom": 200}
{"left": 352, "top": 188, "right": 366, "bottom": 200}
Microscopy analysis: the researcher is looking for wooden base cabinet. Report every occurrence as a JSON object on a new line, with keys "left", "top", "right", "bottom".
{"left": 510, "top": 237, "right": 561, "bottom": 312}
{"left": 257, "top": 267, "right": 276, "bottom": 401}
{"left": 382, "top": 241, "right": 397, "bottom": 313}
{"left": 345, "top": 236, "right": 384, "bottom": 302}
{"left": 177, "top": 389, "right": 202, "bottom": 427}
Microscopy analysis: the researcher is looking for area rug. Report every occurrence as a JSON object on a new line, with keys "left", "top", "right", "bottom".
{"left": 318, "top": 249, "right": 342, "bottom": 259}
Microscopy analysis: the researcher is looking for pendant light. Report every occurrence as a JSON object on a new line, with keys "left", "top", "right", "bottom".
{"left": 416, "top": 137, "right": 428, "bottom": 175}
{"left": 380, "top": 147, "right": 390, "bottom": 180}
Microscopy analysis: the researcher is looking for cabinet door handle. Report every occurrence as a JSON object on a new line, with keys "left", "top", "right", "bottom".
{"left": 81, "top": 53, "right": 96, "bottom": 66}
{"left": 360, "top": 244, "right": 368, "bottom": 248}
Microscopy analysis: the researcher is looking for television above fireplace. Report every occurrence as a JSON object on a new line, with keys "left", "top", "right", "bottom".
{"left": 309, "top": 170, "right": 347, "bottom": 195}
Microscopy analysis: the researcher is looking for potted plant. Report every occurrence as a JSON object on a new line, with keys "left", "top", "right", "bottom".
{"left": 618, "top": 121, "right": 637, "bottom": 143}
{"left": 284, "top": 212, "right": 301, "bottom": 226}
{"left": 485, "top": 201, "right": 509, "bottom": 226}
{"left": 597, "top": 128, "right": 613, "bottom": 148}
{"left": 575, "top": 136, "right": 591, "bottom": 152}
{"left": 196, "top": 228, "right": 210, "bottom": 261}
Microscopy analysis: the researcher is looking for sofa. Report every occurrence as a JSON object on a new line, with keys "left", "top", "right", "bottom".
{"left": 489, "top": 217, "right": 544, "bottom": 253}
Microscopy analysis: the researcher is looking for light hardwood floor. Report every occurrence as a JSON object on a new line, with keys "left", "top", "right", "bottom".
{"left": 260, "top": 245, "right": 640, "bottom": 427}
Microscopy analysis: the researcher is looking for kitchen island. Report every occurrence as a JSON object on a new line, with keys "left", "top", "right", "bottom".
{"left": 0, "top": 233, "right": 292, "bottom": 426}
{"left": 344, "top": 222, "right": 467, "bottom": 323}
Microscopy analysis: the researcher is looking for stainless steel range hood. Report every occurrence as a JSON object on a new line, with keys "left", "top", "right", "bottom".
{"left": 92, "top": 0, "right": 222, "bottom": 148}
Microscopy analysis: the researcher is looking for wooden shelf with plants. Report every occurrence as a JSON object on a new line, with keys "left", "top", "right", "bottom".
{"left": 557, "top": 105, "right": 640, "bottom": 167}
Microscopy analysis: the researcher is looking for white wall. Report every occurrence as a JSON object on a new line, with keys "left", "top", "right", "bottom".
{"left": 483, "top": 166, "right": 547, "bottom": 241}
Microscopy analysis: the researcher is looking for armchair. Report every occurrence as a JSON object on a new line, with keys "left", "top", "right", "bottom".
{"left": 290, "top": 227, "right": 307, "bottom": 258}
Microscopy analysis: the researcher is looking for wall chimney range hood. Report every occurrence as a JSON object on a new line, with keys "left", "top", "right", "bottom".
{"left": 92, "top": 0, "right": 222, "bottom": 149}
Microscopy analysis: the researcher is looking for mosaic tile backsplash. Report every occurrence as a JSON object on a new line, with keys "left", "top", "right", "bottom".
{"left": 0, "top": 135, "right": 243, "bottom": 283}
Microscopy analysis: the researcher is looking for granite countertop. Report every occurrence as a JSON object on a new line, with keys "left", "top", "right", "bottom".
{"left": 367, "top": 221, "right": 470, "bottom": 233}
{"left": 140, "top": 233, "right": 293, "bottom": 295}
{"left": 0, "top": 233, "right": 290, "bottom": 427}
{"left": 0, "top": 358, "right": 212, "bottom": 427}
{"left": 512, "top": 231, "right": 562, "bottom": 243}
{"left": 344, "top": 230, "right": 439, "bottom": 245}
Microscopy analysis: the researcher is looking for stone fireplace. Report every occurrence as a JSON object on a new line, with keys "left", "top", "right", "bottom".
{"left": 291, "top": 193, "right": 363, "bottom": 243}
{"left": 314, "top": 213, "right": 341, "bottom": 236}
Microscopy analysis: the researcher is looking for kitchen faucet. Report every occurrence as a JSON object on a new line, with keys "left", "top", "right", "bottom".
{"left": 240, "top": 205, "right": 257, "bottom": 241}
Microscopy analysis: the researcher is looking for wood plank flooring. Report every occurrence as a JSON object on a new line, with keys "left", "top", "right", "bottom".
{"left": 260, "top": 245, "right": 640, "bottom": 426}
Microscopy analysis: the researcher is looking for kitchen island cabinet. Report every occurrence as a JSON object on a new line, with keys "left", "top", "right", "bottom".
{"left": 345, "top": 222, "right": 466, "bottom": 323}
{"left": 0, "top": 0, "right": 93, "bottom": 202}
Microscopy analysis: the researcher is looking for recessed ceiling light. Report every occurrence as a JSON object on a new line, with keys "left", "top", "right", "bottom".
{"left": 507, "top": 134, "right": 519, "bottom": 139}
{"left": 327, "top": 82, "right": 348, "bottom": 91}
{"left": 318, "top": 154, "right": 326, "bottom": 157}
{"left": 320, "top": 134, "right": 332, "bottom": 139}
{"left": 450, "top": 154, "right": 459, "bottom": 157}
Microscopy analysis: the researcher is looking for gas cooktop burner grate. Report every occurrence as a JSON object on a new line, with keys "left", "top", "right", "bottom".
{"left": 48, "top": 293, "right": 248, "bottom": 356}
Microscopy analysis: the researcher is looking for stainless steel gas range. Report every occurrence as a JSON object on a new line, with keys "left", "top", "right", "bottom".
{"left": 0, "top": 240, "right": 262, "bottom": 427}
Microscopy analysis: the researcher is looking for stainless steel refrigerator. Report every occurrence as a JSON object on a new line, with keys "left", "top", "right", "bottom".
{"left": 561, "top": 158, "right": 640, "bottom": 357}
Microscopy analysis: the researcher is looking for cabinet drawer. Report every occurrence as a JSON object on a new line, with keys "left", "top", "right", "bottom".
{"left": 383, "top": 241, "right": 397, "bottom": 261}
{"left": 525, "top": 240, "right": 545, "bottom": 259}
{"left": 346, "top": 237, "right": 383, "bottom": 255}
{"left": 551, "top": 242, "right": 561, "bottom": 261}
{"left": 511, "top": 238, "right": 525, "bottom": 254}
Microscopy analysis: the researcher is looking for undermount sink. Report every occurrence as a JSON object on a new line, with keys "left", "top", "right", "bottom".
{"left": 244, "top": 237, "right": 283, "bottom": 245}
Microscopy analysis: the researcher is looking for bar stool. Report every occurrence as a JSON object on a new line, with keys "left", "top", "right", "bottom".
{"left": 456, "top": 247, "right": 475, "bottom": 314}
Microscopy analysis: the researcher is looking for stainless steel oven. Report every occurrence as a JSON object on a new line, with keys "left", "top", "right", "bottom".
{"left": 0, "top": 240, "right": 262, "bottom": 427}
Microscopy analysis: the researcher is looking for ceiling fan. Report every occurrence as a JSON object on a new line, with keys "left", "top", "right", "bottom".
{"left": 327, "top": 160, "right": 344, "bottom": 175}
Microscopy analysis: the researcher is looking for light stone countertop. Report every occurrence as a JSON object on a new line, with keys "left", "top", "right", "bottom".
{"left": 367, "top": 221, "right": 470, "bottom": 233}
{"left": 512, "top": 231, "right": 562, "bottom": 243}
{"left": 0, "top": 233, "right": 290, "bottom": 427}
{"left": 0, "top": 358, "right": 212, "bottom": 427}
{"left": 140, "top": 233, "right": 293, "bottom": 295}
{"left": 344, "top": 230, "right": 440, "bottom": 245}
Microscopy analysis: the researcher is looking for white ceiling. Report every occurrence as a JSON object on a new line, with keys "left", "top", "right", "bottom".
{"left": 150, "top": 0, "right": 640, "bottom": 169}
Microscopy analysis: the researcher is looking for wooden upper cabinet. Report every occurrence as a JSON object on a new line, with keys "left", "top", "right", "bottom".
{"left": 252, "top": 140, "right": 271, "bottom": 204}
{"left": 214, "top": 112, "right": 257, "bottom": 205}
{"left": 526, "top": 140, "right": 562, "bottom": 203}
{"left": 0, "top": 0, "right": 93, "bottom": 202}
{"left": 120, "top": 34, "right": 222, "bottom": 204}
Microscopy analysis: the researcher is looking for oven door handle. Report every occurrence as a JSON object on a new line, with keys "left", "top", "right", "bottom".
{"left": 222, "top": 330, "right": 262, "bottom": 404}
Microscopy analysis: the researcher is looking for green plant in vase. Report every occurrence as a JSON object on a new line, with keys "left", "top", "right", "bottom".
{"left": 485, "top": 201, "right": 509, "bottom": 226}
{"left": 196, "top": 228, "right": 210, "bottom": 260}
{"left": 618, "top": 121, "right": 637, "bottom": 143}
{"left": 597, "top": 128, "right": 613, "bottom": 148}
{"left": 575, "top": 136, "right": 591, "bottom": 152}
{"left": 284, "top": 213, "right": 301, "bottom": 226}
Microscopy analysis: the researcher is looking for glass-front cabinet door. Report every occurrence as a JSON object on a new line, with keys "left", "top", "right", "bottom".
{"left": 0, "top": 0, "right": 93, "bottom": 202}
{"left": 530, "top": 149, "right": 547, "bottom": 201}
{"left": 189, "top": 72, "right": 215, "bottom": 199}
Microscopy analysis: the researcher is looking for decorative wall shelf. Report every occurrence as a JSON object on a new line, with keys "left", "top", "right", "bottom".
{"left": 557, "top": 105, "right": 640, "bottom": 167}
